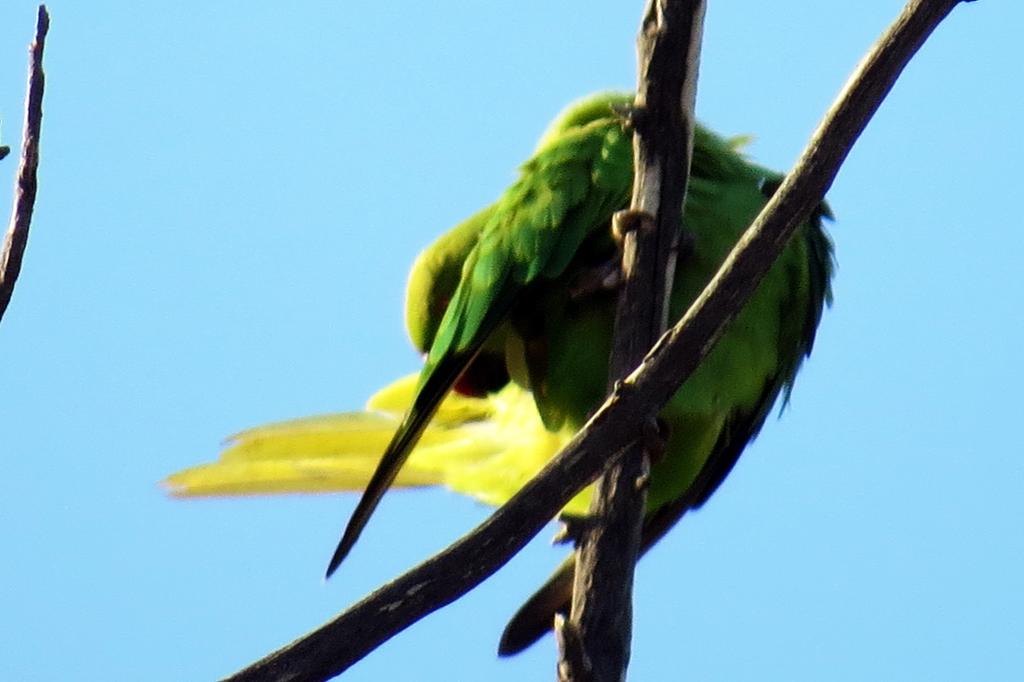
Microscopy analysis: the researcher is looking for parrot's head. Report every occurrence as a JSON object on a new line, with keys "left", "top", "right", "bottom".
{"left": 404, "top": 207, "right": 489, "bottom": 353}
{"left": 534, "top": 91, "right": 633, "bottom": 153}
{"left": 407, "top": 93, "right": 635, "bottom": 358}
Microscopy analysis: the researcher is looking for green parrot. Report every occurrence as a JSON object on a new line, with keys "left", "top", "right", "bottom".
{"left": 164, "top": 91, "right": 833, "bottom": 653}
{"left": 326, "top": 91, "right": 833, "bottom": 577}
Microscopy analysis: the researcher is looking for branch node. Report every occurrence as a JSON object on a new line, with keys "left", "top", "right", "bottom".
{"left": 555, "top": 614, "right": 590, "bottom": 681}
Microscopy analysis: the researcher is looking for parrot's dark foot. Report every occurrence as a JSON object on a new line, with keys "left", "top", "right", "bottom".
{"left": 552, "top": 515, "right": 593, "bottom": 546}
{"left": 612, "top": 208, "right": 697, "bottom": 267}
{"left": 643, "top": 417, "right": 669, "bottom": 465}
{"left": 568, "top": 258, "right": 623, "bottom": 301}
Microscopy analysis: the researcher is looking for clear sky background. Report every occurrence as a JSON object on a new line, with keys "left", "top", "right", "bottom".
{"left": 1, "top": 3, "right": 1021, "bottom": 680}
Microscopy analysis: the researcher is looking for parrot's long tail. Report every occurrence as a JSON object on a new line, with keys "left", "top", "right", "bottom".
{"left": 499, "top": 557, "right": 575, "bottom": 656}
{"left": 162, "top": 374, "right": 508, "bottom": 498}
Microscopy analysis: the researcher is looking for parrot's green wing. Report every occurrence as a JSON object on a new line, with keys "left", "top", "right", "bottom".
{"left": 499, "top": 174, "right": 834, "bottom": 654}
{"left": 325, "top": 94, "right": 635, "bottom": 576}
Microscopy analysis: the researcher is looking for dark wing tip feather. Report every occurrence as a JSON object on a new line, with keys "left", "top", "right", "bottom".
{"left": 498, "top": 497, "right": 695, "bottom": 655}
{"left": 324, "top": 406, "right": 431, "bottom": 578}
{"left": 324, "top": 352, "right": 473, "bottom": 579}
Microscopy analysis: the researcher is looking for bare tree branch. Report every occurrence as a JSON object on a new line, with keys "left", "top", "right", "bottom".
{"left": 223, "top": 1, "right": 974, "bottom": 679}
{"left": 561, "top": 2, "right": 705, "bottom": 680}
{"left": 0, "top": 5, "right": 49, "bottom": 324}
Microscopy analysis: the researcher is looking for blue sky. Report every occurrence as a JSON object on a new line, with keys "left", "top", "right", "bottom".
{"left": 1, "top": 2, "right": 1021, "bottom": 680}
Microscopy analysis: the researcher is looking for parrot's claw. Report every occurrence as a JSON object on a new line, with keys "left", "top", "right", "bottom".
{"left": 610, "top": 100, "right": 638, "bottom": 128}
{"left": 553, "top": 515, "right": 593, "bottom": 546}
{"left": 611, "top": 209, "right": 653, "bottom": 243}
{"left": 568, "top": 259, "right": 623, "bottom": 301}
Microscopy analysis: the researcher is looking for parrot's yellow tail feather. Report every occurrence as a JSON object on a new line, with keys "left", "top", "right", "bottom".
{"left": 163, "top": 373, "right": 586, "bottom": 511}
{"left": 163, "top": 456, "right": 443, "bottom": 497}
{"left": 163, "top": 374, "right": 516, "bottom": 498}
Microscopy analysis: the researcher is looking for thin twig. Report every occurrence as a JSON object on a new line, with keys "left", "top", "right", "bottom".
{"left": 224, "top": 1, "right": 973, "bottom": 679}
{"left": 562, "top": 2, "right": 705, "bottom": 680}
{"left": 0, "top": 5, "right": 49, "bottom": 324}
